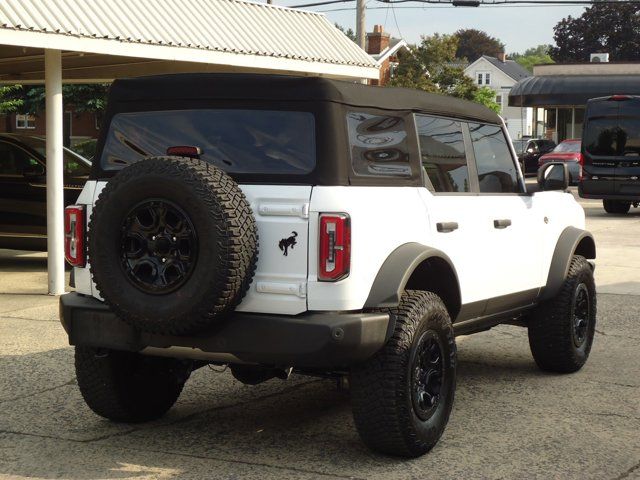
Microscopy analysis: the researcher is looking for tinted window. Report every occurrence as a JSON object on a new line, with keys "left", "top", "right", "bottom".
{"left": 512, "top": 140, "right": 526, "bottom": 154}
{"left": 584, "top": 118, "right": 618, "bottom": 156}
{"left": 13, "top": 136, "right": 91, "bottom": 175}
{"left": 347, "top": 112, "right": 411, "bottom": 177}
{"left": 553, "top": 141, "right": 581, "bottom": 153}
{"left": 415, "top": 115, "right": 470, "bottom": 193}
{"left": 619, "top": 117, "right": 640, "bottom": 156}
{"left": 0, "top": 142, "right": 38, "bottom": 175}
{"left": 100, "top": 110, "right": 316, "bottom": 174}
{"left": 469, "top": 123, "right": 519, "bottom": 193}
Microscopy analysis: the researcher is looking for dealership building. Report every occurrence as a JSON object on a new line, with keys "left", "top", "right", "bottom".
{"left": 509, "top": 60, "right": 640, "bottom": 143}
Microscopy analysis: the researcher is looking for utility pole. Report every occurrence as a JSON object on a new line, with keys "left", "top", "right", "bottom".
{"left": 356, "top": 0, "right": 366, "bottom": 50}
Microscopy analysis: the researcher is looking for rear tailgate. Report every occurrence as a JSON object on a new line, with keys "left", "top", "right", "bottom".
{"left": 582, "top": 101, "right": 619, "bottom": 196}
{"left": 234, "top": 185, "right": 311, "bottom": 315}
{"left": 614, "top": 99, "right": 640, "bottom": 197}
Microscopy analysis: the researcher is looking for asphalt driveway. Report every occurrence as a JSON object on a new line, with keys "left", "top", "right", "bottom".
{"left": 1, "top": 190, "right": 639, "bottom": 480}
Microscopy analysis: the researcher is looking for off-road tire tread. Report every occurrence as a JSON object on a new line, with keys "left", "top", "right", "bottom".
{"left": 351, "top": 290, "right": 456, "bottom": 457}
{"left": 75, "top": 346, "right": 190, "bottom": 422}
{"left": 89, "top": 156, "right": 258, "bottom": 335}
{"left": 528, "top": 255, "right": 596, "bottom": 373}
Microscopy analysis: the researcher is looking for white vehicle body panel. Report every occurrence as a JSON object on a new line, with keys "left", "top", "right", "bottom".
{"left": 74, "top": 181, "right": 311, "bottom": 315}
{"left": 73, "top": 178, "right": 587, "bottom": 318}
{"left": 307, "top": 186, "right": 429, "bottom": 311}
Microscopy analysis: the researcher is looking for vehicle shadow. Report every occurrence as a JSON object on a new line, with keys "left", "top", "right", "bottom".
{"left": 0, "top": 249, "right": 48, "bottom": 273}
{"left": 0, "top": 337, "right": 558, "bottom": 480}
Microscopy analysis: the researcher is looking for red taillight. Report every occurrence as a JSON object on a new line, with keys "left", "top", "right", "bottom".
{"left": 578, "top": 153, "right": 584, "bottom": 181}
{"left": 609, "top": 95, "right": 630, "bottom": 101}
{"left": 64, "top": 205, "right": 85, "bottom": 267}
{"left": 318, "top": 213, "right": 350, "bottom": 282}
{"left": 166, "top": 145, "right": 202, "bottom": 158}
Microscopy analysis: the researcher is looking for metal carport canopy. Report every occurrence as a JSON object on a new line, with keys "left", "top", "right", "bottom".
{"left": 509, "top": 74, "right": 640, "bottom": 107}
{"left": 0, "top": 0, "right": 378, "bottom": 295}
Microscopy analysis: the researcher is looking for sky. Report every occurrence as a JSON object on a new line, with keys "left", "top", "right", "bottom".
{"left": 276, "top": 1, "right": 587, "bottom": 54}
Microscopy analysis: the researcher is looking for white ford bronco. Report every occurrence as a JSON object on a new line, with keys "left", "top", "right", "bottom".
{"left": 60, "top": 74, "right": 597, "bottom": 458}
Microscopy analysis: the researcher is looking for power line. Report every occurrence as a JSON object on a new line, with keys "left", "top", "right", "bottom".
{"left": 291, "top": 0, "right": 640, "bottom": 8}
{"left": 318, "top": 3, "right": 591, "bottom": 10}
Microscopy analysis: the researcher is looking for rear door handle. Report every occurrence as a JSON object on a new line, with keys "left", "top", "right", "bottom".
{"left": 494, "top": 219, "right": 512, "bottom": 229}
{"left": 437, "top": 222, "right": 459, "bottom": 233}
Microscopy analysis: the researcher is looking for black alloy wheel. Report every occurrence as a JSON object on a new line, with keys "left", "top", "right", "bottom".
{"left": 121, "top": 199, "right": 198, "bottom": 294}
{"left": 411, "top": 331, "right": 444, "bottom": 421}
{"left": 572, "top": 283, "right": 590, "bottom": 348}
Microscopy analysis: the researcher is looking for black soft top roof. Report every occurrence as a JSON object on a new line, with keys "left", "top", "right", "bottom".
{"left": 107, "top": 73, "right": 501, "bottom": 124}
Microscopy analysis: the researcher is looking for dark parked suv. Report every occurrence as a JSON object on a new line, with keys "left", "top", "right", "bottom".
{"left": 580, "top": 95, "right": 640, "bottom": 214}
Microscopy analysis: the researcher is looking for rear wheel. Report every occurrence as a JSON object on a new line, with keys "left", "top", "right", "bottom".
{"left": 603, "top": 199, "right": 631, "bottom": 214}
{"left": 351, "top": 291, "right": 456, "bottom": 457}
{"left": 75, "top": 347, "right": 191, "bottom": 422}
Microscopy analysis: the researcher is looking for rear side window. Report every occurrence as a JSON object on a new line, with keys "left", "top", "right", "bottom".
{"left": 100, "top": 109, "right": 316, "bottom": 174}
{"left": 469, "top": 123, "right": 519, "bottom": 193}
{"left": 415, "top": 115, "right": 470, "bottom": 193}
{"left": 346, "top": 112, "right": 412, "bottom": 178}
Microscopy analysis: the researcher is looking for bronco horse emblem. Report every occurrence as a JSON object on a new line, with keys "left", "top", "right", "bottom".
{"left": 278, "top": 231, "right": 298, "bottom": 256}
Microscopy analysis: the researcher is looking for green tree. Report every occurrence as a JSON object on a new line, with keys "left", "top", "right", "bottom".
{"left": 510, "top": 45, "right": 554, "bottom": 73}
{"left": 335, "top": 23, "right": 356, "bottom": 43}
{"left": 550, "top": 3, "right": 640, "bottom": 62}
{"left": 473, "top": 86, "right": 501, "bottom": 113}
{"left": 0, "top": 85, "right": 23, "bottom": 113}
{"left": 9, "top": 84, "right": 109, "bottom": 114}
{"left": 454, "top": 29, "right": 505, "bottom": 62}
{"left": 389, "top": 34, "right": 477, "bottom": 100}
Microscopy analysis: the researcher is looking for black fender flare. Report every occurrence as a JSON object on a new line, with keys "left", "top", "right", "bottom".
{"left": 541, "top": 226, "right": 596, "bottom": 301}
{"left": 364, "top": 242, "right": 460, "bottom": 310}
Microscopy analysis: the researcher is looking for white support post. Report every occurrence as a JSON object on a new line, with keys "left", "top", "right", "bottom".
{"left": 45, "top": 49, "right": 65, "bottom": 295}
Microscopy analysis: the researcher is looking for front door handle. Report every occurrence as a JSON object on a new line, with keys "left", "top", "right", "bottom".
{"left": 437, "top": 221, "right": 459, "bottom": 233}
{"left": 494, "top": 219, "right": 512, "bottom": 229}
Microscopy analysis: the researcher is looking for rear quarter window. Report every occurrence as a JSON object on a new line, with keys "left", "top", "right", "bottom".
{"left": 100, "top": 109, "right": 316, "bottom": 174}
{"left": 346, "top": 112, "right": 412, "bottom": 178}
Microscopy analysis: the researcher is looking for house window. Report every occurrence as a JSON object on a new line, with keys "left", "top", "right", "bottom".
{"left": 495, "top": 94, "right": 502, "bottom": 108}
{"left": 476, "top": 72, "right": 491, "bottom": 86}
{"left": 16, "top": 114, "right": 36, "bottom": 129}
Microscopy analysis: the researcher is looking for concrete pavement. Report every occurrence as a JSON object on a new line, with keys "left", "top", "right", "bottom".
{"left": 1, "top": 190, "right": 638, "bottom": 479}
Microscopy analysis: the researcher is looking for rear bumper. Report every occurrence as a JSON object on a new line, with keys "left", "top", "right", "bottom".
{"left": 59, "top": 293, "right": 390, "bottom": 369}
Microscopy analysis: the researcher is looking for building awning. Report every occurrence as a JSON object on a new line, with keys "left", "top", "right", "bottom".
{"left": 509, "top": 75, "right": 640, "bottom": 107}
{"left": 0, "top": 0, "right": 379, "bottom": 82}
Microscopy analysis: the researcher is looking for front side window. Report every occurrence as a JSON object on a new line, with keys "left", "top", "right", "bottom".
{"left": 0, "top": 142, "right": 39, "bottom": 175}
{"left": 416, "top": 115, "right": 470, "bottom": 193}
{"left": 469, "top": 123, "right": 519, "bottom": 193}
{"left": 100, "top": 109, "right": 316, "bottom": 174}
{"left": 347, "top": 112, "right": 412, "bottom": 178}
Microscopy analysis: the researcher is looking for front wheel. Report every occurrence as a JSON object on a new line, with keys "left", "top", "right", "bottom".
{"left": 603, "top": 199, "right": 631, "bottom": 214}
{"left": 75, "top": 347, "right": 192, "bottom": 422}
{"left": 528, "top": 255, "right": 596, "bottom": 373}
{"left": 350, "top": 291, "right": 456, "bottom": 457}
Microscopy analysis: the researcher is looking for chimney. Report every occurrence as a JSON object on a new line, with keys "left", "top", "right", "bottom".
{"left": 496, "top": 52, "right": 507, "bottom": 63}
{"left": 366, "top": 25, "right": 391, "bottom": 55}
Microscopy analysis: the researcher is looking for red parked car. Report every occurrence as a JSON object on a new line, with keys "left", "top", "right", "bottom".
{"left": 538, "top": 139, "right": 582, "bottom": 185}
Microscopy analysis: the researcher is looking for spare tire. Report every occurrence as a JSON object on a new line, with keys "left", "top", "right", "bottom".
{"left": 89, "top": 156, "right": 258, "bottom": 335}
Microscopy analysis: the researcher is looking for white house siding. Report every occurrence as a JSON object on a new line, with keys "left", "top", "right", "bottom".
{"left": 464, "top": 57, "right": 532, "bottom": 140}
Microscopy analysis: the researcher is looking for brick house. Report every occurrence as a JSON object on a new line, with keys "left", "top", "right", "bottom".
{"left": 0, "top": 109, "right": 101, "bottom": 148}
{"left": 366, "top": 25, "right": 408, "bottom": 86}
